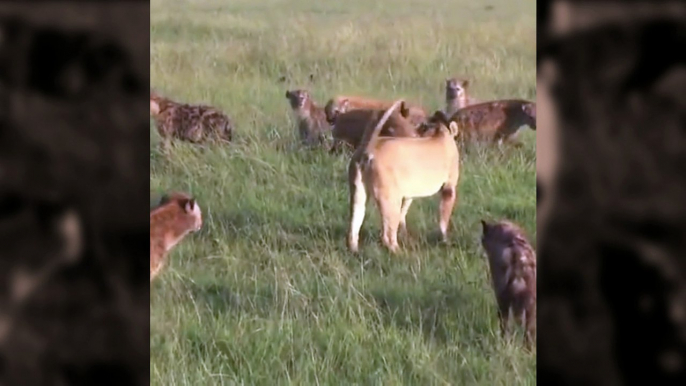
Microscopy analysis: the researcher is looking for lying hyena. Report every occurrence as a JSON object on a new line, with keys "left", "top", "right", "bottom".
{"left": 150, "top": 90, "right": 233, "bottom": 153}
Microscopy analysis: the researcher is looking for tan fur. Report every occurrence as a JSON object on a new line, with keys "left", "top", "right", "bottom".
{"left": 329, "top": 101, "right": 422, "bottom": 153}
{"left": 445, "top": 77, "right": 480, "bottom": 116}
{"left": 324, "top": 95, "right": 427, "bottom": 126}
{"left": 480, "top": 219, "right": 537, "bottom": 348}
{"left": 150, "top": 192, "right": 203, "bottom": 282}
{"left": 346, "top": 100, "right": 461, "bottom": 253}
{"left": 424, "top": 100, "right": 536, "bottom": 146}
{"left": 285, "top": 89, "right": 331, "bottom": 147}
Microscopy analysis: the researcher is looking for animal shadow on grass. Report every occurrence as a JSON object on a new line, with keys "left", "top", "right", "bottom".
{"left": 369, "top": 284, "right": 480, "bottom": 346}
{"left": 184, "top": 281, "right": 275, "bottom": 318}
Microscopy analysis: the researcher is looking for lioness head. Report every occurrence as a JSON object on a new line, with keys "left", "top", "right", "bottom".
{"left": 446, "top": 77, "right": 469, "bottom": 99}
{"left": 418, "top": 110, "right": 456, "bottom": 137}
{"left": 417, "top": 118, "right": 457, "bottom": 138}
{"left": 324, "top": 98, "right": 350, "bottom": 124}
{"left": 285, "top": 89, "right": 311, "bottom": 110}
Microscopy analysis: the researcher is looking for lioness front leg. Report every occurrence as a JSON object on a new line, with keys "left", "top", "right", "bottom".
{"left": 399, "top": 198, "right": 413, "bottom": 237}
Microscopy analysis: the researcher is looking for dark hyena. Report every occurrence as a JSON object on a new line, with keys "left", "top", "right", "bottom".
{"left": 285, "top": 89, "right": 331, "bottom": 148}
{"left": 480, "top": 219, "right": 537, "bottom": 348}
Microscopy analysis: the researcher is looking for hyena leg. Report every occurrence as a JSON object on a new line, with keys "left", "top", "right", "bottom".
{"left": 438, "top": 184, "right": 457, "bottom": 242}
{"left": 498, "top": 305, "right": 512, "bottom": 339}
{"left": 150, "top": 262, "right": 163, "bottom": 282}
{"left": 330, "top": 139, "right": 346, "bottom": 154}
{"left": 159, "top": 137, "right": 172, "bottom": 155}
{"left": 347, "top": 167, "right": 368, "bottom": 253}
{"left": 524, "top": 307, "right": 537, "bottom": 349}
{"left": 504, "top": 131, "right": 524, "bottom": 148}
{"left": 377, "top": 195, "right": 402, "bottom": 253}
{"left": 399, "top": 198, "right": 413, "bottom": 236}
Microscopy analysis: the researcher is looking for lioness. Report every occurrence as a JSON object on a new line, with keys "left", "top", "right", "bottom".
{"left": 324, "top": 95, "right": 427, "bottom": 126}
{"left": 347, "top": 102, "right": 461, "bottom": 253}
{"left": 330, "top": 100, "right": 421, "bottom": 153}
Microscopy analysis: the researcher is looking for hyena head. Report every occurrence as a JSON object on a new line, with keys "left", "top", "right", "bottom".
{"left": 445, "top": 77, "right": 469, "bottom": 100}
{"left": 521, "top": 102, "right": 537, "bottom": 130}
{"left": 150, "top": 91, "right": 163, "bottom": 116}
{"left": 285, "top": 89, "right": 311, "bottom": 110}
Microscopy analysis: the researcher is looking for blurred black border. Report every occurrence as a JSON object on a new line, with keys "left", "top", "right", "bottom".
{"left": 0, "top": 3, "right": 149, "bottom": 385}
{"left": 537, "top": 1, "right": 686, "bottom": 385}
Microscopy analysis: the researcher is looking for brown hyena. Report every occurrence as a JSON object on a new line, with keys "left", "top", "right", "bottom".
{"left": 150, "top": 90, "right": 233, "bottom": 153}
{"left": 424, "top": 100, "right": 536, "bottom": 147}
{"left": 444, "top": 77, "right": 480, "bottom": 116}
{"left": 150, "top": 192, "right": 202, "bottom": 282}
{"left": 285, "top": 89, "right": 332, "bottom": 148}
{"left": 480, "top": 219, "right": 537, "bottom": 348}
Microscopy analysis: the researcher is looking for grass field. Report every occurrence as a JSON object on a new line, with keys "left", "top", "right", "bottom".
{"left": 150, "top": 0, "right": 536, "bottom": 384}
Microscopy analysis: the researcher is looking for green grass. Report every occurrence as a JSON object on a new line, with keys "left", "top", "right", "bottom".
{"left": 150, "top": 0, "right": 536, "bottom": 384}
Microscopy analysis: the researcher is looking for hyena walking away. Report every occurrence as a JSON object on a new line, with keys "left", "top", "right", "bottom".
{"left": 480, "top": 219, "right": 537, "bottom": 348}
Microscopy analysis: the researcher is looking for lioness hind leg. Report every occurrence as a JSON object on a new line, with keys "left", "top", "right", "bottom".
{"left": 399, "top": 198, "right": 413, "bottom": 236}
{"left": 438, "top": 184, "right": 457, "bottom": 242}
{"left": 377, "top": 196, "right": 402, "bottom": 253}
{"left": 347, "top": 169, "right": 367, "bottom": 253}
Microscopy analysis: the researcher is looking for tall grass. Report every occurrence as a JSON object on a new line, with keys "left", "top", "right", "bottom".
{"left": 151, "top": 0, "right": 536, "bottom": 384}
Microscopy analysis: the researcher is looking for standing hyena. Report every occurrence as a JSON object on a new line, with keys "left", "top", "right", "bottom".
{"left": 284, "top": 89, "right": 331, "bottom": 147}
{"left": 150, "top": 90, "right": 233, "bottom": 153}
{"left": 480, "top": 219, "right": 537, "bottom": 348}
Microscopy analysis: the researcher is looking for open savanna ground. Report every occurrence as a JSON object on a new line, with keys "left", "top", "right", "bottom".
{"left": 150, "top": 0, "right": 536, "bottom": 384}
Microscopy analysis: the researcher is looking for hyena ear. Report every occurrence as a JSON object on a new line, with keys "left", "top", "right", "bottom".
{"left": 285, "top": 90, "right": 291, "bottom": 99}
{"left": 480, "top": 220, "right": 489, "bottom": 233}
{"left": 159, "top": 194, "right": 170, "bottom": 205}
{"left": 183, "top": 199, "right": 196, "bottom": 213}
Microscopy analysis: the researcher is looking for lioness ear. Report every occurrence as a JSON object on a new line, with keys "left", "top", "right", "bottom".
{"left": 400, "top": 101, "right": 410, "bottom": 118}
{"left": 449, "top": 121, "right": 458, "bottom": 136}
{"left": 285, "top": 91, "right": 291, "bottom": 98}
{"left": 340, "top": 99, "right": 349, "bottom": 111}
{"left": 462, "top": 79, "right": 470, "bottom": 87}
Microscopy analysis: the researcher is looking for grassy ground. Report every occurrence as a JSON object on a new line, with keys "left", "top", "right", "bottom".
{"left": 150, "top": 0, "right": 536, "bottom": 384}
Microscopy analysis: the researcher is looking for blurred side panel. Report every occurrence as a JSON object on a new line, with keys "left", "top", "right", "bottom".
{"left": 0, "top": 2, "right": 150, "bottom": 385}
{"left": 537, "top": 1, "right": 686, "bottom": 385}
